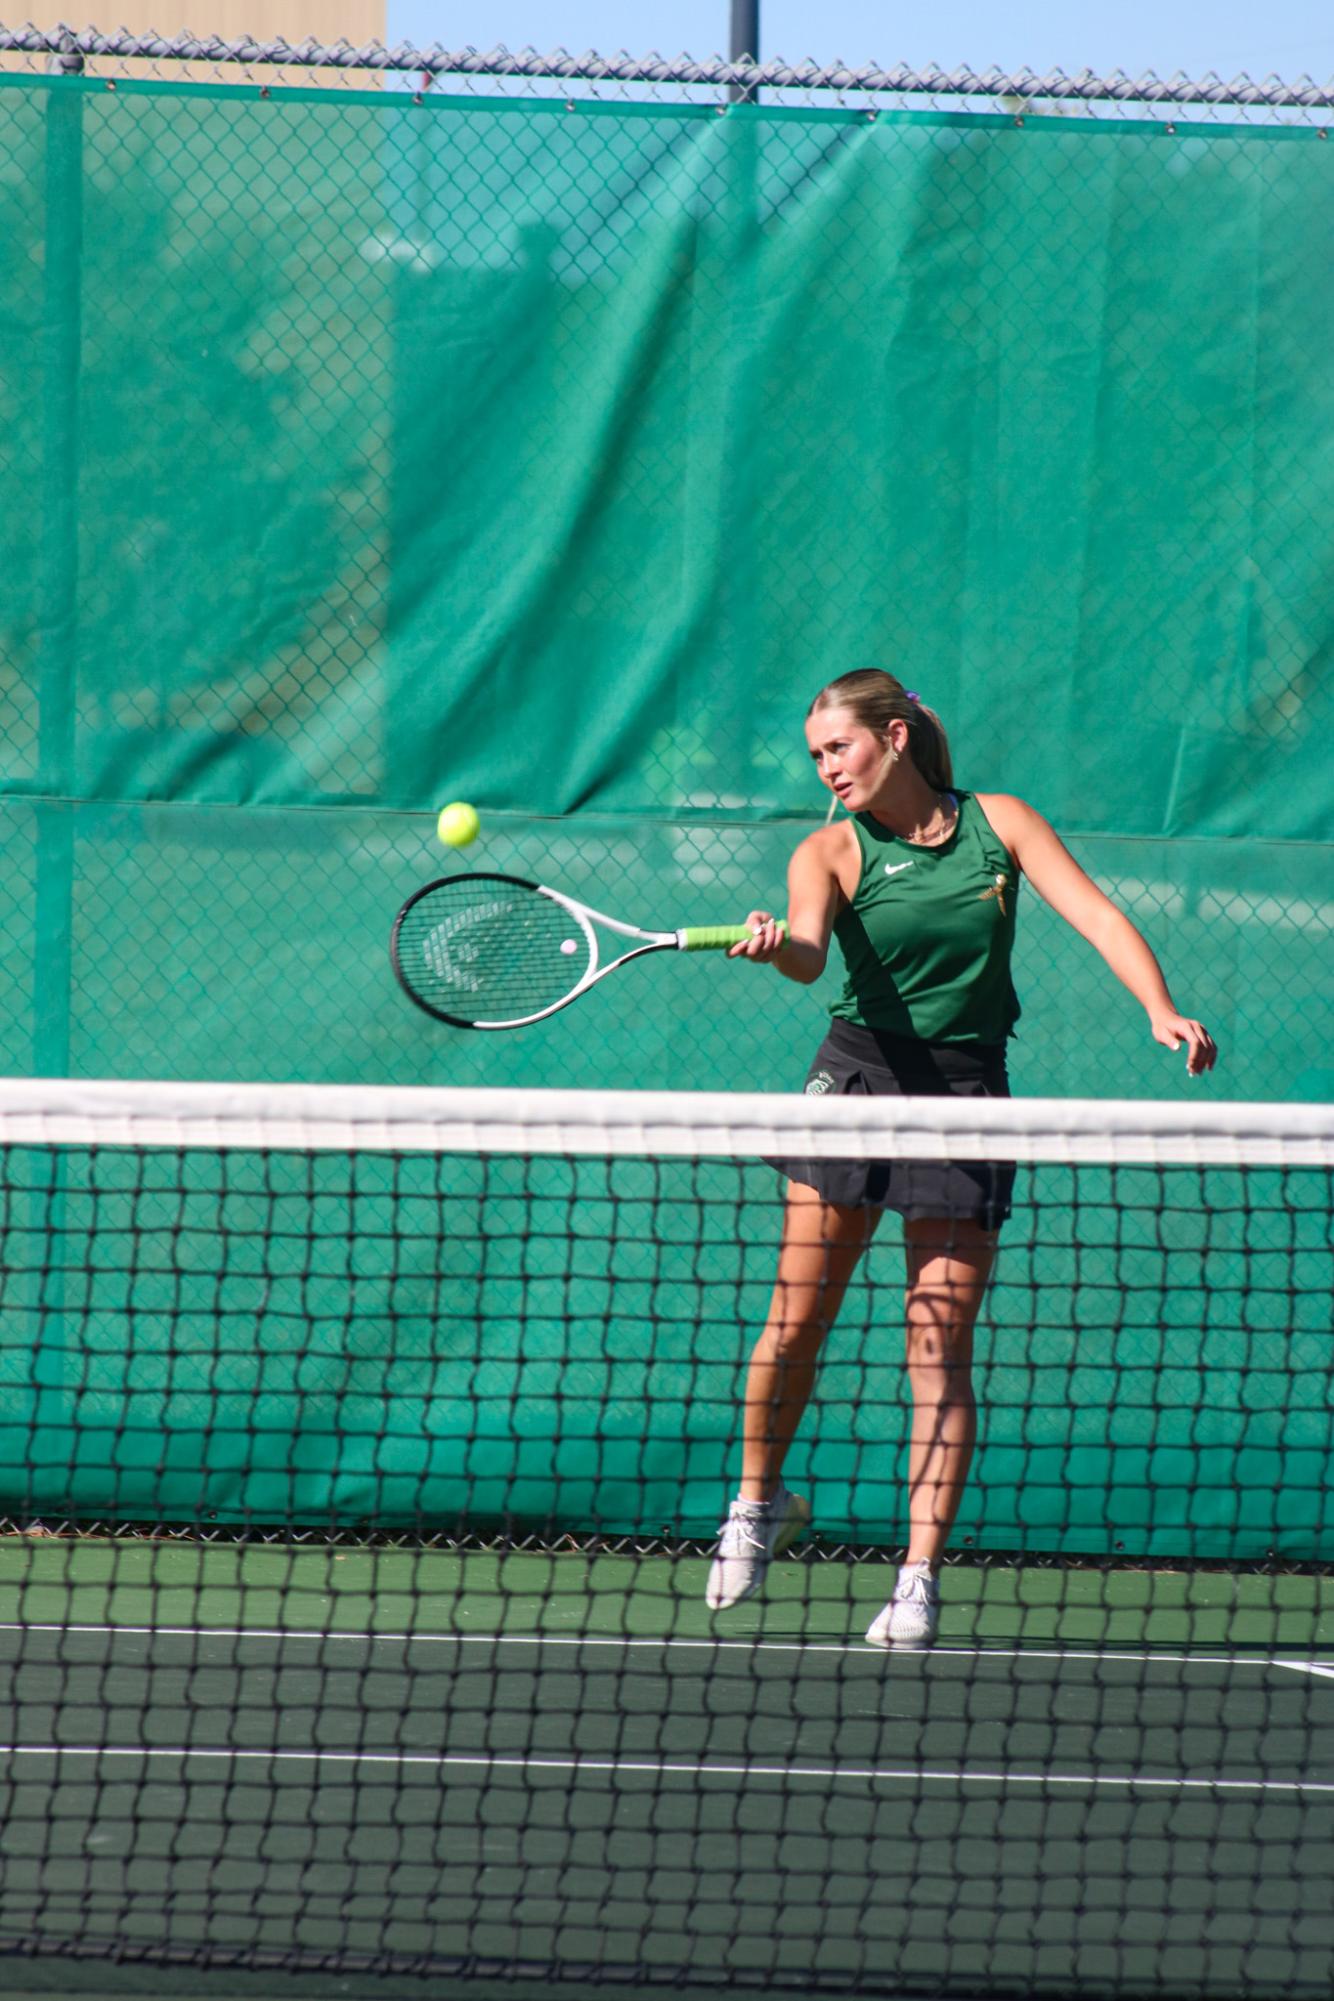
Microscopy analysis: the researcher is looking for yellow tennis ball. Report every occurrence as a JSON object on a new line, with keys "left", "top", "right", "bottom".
{"left": 436, "top": 802, "right": 480, "bottom": 848}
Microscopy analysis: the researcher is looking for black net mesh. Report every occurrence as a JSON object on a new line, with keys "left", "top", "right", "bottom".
{"left": 0, "top": 1083, "right": 1328, "bottom": 1996}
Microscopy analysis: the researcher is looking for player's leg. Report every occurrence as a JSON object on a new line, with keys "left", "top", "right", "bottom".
{"left": 903, "top": 1217, "right": 996, "bottom": 1561}
{"left": 741, "top": 1185, "right": 881, "bottom": 1498}
{"left": 706, "top": 1186, "right": 880, "bottom": 1610}
{"left": 866, "top": 1217, "right": 998, "bottom": 1647}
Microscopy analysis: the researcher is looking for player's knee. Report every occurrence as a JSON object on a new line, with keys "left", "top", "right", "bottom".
{"left": 906, "top": 1323, "right": 974, "bottom": 1375}
{"left": 761, "top": 1314, "right": 829, "bottom": 1365}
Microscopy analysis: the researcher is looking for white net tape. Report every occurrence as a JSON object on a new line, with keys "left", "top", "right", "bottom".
{"left": 1, "top": 1077, "right": 1328, "bottom": 1165}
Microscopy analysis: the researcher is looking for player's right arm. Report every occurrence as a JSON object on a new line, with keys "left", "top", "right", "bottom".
{"left": 727, "top": 826, "right": 851, "bottom": 985}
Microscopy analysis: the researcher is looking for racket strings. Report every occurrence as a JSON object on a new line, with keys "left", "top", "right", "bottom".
{"left": 395, "top": 883, "right": 590, "bottom": 1025}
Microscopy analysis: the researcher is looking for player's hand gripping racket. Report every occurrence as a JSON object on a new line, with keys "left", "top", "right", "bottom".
{"left": 390, "top": 873, "right": 771, "bottom": 1030}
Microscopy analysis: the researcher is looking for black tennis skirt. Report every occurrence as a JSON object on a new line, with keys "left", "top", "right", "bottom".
{"left": 768, "top": 1018, "right": 1016, "bottom": 1228}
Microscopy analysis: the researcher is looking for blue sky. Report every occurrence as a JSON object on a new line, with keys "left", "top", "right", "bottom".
{"left": 385, "top": 2, "right": 1334, "bottom": 82}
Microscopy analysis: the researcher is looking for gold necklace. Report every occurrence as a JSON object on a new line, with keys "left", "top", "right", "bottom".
{"left": 914, "top": 793, "right": 957, "bottom": 845}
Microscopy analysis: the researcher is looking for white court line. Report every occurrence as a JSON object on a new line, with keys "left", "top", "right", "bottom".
{"left": 0, "top": 1622, "right": 1324, "bottom": 1676}
{"left": 0, "top": 1743, "right": 1328, "bottom": 1794}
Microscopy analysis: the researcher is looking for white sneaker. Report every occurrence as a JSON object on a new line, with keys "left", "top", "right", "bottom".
{"left": 865, "top": 1561, "right": 941, "bottom": 1649}
{"left": 705, "top": 1487, "right": 811, "bottom": 1610}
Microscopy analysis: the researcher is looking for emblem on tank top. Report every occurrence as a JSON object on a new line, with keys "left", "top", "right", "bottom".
{"left": 883, "top": 860, "right": 914, "bottom": 877}
{"left": 978, "top": 872, "right": 1009, "bottom": 915}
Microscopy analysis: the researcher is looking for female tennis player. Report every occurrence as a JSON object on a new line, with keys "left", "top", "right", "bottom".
{"left": 707, "top": 668, "right": 1216, "bottom": 1645}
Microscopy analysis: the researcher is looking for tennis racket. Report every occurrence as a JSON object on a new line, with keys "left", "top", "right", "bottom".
{"left": 390, "top": 872, "right": 770, "bottom": 1030}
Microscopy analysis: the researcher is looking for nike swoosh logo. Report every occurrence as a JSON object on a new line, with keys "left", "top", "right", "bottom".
{"left": 883, "top": 861, "right": 915, "bottom": 877}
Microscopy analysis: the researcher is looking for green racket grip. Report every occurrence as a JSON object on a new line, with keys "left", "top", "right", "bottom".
{"left": 678, "top": 922, "right": 787, "bottom": 952}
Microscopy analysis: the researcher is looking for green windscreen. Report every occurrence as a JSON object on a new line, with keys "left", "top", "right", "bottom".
{"left": 0, "top": 77, "right": 1330, "bottom": 1554}
{"left": 0, "top": 78, "right": 1328, "bottom": 1098}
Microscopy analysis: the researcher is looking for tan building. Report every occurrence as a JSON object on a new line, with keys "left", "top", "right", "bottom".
{"left": 7, "top": 3, "right": 388, "bottom": 81}
{"left": 147, "top": 0, "right": 386, "bottom": 44}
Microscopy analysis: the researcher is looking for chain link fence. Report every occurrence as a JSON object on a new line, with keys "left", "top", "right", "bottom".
{"left": 5, "top": 25, "right": 1334, "bottom": 117}
{"left": 0, "top": 29, "right": 1330, "bottom": 1099}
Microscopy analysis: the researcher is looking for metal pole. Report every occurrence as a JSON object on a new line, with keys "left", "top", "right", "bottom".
{"left": 30, "top": 54, "right": 85, "bottom": 1520}
{"left": 36, "top": 68, "right": 83, "bottom": 1083}
{"left": 729, "top": 0, "right": 759, "bottom": 102}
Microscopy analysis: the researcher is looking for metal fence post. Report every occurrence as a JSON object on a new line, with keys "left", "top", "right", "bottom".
{"left": 32, "top": 45, "right": 86, "bottom": 1515}
{"left": 729, "top": 0, "right": 760, "bottom": 102}
{"left": 35, "top": 61, "right": 82, "bottom": 1081}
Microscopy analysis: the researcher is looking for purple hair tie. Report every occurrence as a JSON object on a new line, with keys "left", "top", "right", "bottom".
{"left": 905, "top": 690, "right": 920, "bottom": 703}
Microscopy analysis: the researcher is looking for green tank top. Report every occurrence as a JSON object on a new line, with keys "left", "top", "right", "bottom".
{"left": 830, "top": 792, "right": 1020, "bottom": 1044}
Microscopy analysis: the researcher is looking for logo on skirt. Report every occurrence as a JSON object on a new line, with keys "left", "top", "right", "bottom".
{"left": 805, "top": 1070, "right": 836, "bottom": 1096}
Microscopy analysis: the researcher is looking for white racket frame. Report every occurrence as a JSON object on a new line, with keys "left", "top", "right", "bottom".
{"left": 392, "top": 875, "right": 697, "bottom": 1031}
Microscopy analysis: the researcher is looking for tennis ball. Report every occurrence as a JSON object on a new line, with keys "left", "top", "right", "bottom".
{"left": 436, "top": 802, "right": 480, "bottom": 848}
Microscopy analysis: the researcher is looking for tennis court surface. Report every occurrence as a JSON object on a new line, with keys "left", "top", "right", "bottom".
{"left": 0, "top": 1080, "right": 1329, "bottom": 1998}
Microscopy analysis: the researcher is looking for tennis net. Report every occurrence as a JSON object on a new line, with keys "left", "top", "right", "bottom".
{"left": 0, "top": 1077, "right": 1329, "bottom": 1997}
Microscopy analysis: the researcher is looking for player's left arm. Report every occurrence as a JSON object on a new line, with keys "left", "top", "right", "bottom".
{"left": 977, "top": 794, "right": 1218, "bottom": 1077}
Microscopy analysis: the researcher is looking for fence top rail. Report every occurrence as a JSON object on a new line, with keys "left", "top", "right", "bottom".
{"left": 3, "top": 24, "right": 1333, "bottom": 112}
